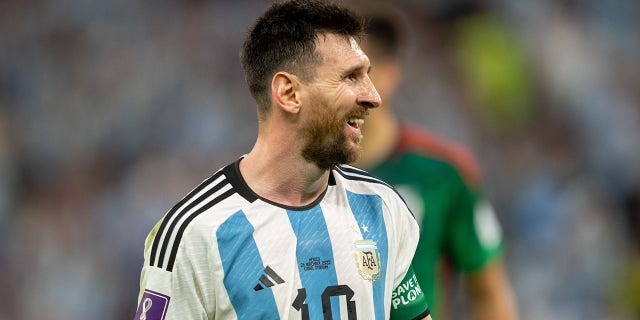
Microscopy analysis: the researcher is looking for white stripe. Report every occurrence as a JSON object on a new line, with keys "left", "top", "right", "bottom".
{"left": 320, "top": 192, "right": 376, "bottom": 318}
{"left": 340, "top": 164, "right": 367, "bottom": 173}
{"left": 160, "top": 182, "right": 233, "bottom": 269}
{"left": 153, "top": 174, "right": 227, "bottom": 267}
{"left": 241, "top": 202, "right": 303, "bottom": 317}
{"left": 336, "top": 166, "right": 385, "bottom": 184}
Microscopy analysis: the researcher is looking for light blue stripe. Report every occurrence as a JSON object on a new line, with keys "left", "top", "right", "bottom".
{"left": 287, "top": 206, "right": 340, "bottom": 320}
{"left": 347, "top": 191, "right": 388, "bottom": 320}
{"left": 217, "top": 210, "right": 280, "bottom": 319}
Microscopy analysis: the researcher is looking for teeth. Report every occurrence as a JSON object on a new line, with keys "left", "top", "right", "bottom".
{"left": 348, "top": 118, "right": 364, "bottom": 125}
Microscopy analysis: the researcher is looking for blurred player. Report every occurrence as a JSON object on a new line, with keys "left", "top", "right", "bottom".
{"left": 354, "top": 5, "right": 519, "bottom": 320}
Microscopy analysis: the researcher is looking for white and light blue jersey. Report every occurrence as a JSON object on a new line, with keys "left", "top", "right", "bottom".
{"left": 135, "top": 159, "right": 429, "bottom": 320}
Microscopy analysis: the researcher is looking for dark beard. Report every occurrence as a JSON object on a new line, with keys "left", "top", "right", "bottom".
{"left": 300, "top": 109, "right": 360, "bottom": 170}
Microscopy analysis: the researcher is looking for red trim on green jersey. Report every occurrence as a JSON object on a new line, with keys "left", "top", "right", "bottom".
{"left": 395, "top": 124, "right": 482, "bottom": 187}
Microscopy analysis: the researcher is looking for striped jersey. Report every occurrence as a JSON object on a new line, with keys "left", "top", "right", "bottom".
{"left": 134, "top": 158, "right": 430, "bottom": 320}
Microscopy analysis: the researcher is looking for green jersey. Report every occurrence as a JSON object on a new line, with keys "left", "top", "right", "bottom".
{"left": 369, "top": 124, "right": 504, "bottom": 319}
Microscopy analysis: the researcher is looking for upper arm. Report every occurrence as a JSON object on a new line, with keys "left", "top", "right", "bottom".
{"left": 135, "top": 223, "right": 215, "bottom": 320}
{"left": 463, "top": 259, "right": 519, "bottom": 320}
{"left": 447, "top": 186, "right": 504, "bottom": 272}
{"left": 385, "top": 191, "right": 430, "bottom": 319}
{"left": 389, "top": 264, "right": 431, "bottom": 320}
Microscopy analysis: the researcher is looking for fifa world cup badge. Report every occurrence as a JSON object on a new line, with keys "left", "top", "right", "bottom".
{"left": 135, "top": 289, "right": 170, "bottom": 320}
{"left": 354, "top": 240, "right": 381, "bottom": 282}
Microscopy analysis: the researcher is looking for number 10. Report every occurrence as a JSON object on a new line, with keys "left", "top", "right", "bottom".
{"left": 292, "top": 285, "right": 357, "bottom": 320}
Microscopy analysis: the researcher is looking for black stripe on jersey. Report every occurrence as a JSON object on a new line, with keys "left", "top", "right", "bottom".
{"left": 334, "top": 165, "right": 393, "bottom": 189}
{"left": 328, "top": 170, "right": 337, "bottom": 186}
{"left": 334, "top": 165, "right": 417, "bottom": 219}
{"left": 165, "top": 187, "right": 236, "bottom": 271}
{"left": 411, "top": 308, "right": 431, "bottom": 320}
{"left": 155, "top": 176, "right": 232, "bottom": 270}
{"left": 150, "top": 170, "right": 225, "bottom": 267}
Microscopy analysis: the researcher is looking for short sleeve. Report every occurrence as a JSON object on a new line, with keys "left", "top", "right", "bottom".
{"left": 385, "top": 189, "right": 430, "bottom": 319}
{"left": 447, "top": 186, "right": 504, "bottom": 272}
{"left": 390, "top": 264, "right": 430, "bottom": 320}
{"left": 134, "top": 221, "right": 215, "bottom": 320}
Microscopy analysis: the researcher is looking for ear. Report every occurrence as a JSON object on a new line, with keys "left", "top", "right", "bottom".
{"left": 271, "top": 71, "right": 301, "bottom": 114}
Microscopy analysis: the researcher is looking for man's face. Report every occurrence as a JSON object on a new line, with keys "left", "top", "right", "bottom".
{"left": 299, "top": 34, "right": 381, "bottom": 169}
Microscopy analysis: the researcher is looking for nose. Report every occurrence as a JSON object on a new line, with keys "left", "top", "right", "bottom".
{"left": 357, "top": 75, "right": 381, "bottom": 109}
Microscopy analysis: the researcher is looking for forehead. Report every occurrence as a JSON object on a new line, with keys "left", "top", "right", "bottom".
{"left": 315, "top": 33, "right": 369, "bottom": 71}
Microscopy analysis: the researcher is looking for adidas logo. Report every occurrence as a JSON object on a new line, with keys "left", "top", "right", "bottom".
{"left": 253, "top": 265, "right": 285, "bottom": 291}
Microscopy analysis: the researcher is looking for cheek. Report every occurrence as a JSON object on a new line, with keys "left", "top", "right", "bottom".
{"left": 332, "top": 85, "right": 356, "bottom": 108}
{"left": 310, "top": 82, "right": 356, "bottom": 113}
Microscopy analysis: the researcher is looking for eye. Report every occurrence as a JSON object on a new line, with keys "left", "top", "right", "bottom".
{"left": 345, "top": 73, "right": 358, "bottom": 82}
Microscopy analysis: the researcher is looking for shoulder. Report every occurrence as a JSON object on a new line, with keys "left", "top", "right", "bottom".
{"left": 332, "top": 164, "right": 408, "bottom": 208}
{"left": 396, "top": 124, "right": 482, "bottom": 186}
{"left": 333, "top": 164, "right": 395, "bottom": 193}
{"left": 146, "top": 161, "right": 253, "bottom": 272}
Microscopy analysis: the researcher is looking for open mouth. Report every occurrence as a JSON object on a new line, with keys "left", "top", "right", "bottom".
{"left": 347, "top": 118, "right": 364, "bottom": 129}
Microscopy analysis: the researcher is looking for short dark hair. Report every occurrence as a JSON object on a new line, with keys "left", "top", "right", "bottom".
{"left": 364, "top": 14, "right": 404, "bottom": 60}
{"left": 240, "top": 0, "right": 364, "bottom": 117}
{"left": 355, "top": 2, "right": 406, "bottom": 62}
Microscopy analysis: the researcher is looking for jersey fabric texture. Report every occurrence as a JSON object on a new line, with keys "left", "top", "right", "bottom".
{"left": 134, "top": 158, "right": 430, "bottom": 320}
{"left": 368, "top": 124, "right": 504, "bottom": 320}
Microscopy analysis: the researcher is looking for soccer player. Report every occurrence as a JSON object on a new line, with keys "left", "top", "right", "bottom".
{"left": 133, "top": 1, "right": 431, "bottom": 319}
{"left": 354, "top": 6, "right": 519, "bottom": 320}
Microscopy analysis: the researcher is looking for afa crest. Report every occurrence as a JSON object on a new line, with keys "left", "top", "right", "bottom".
{"left": 354, "top": 240, "right": 382, "bottom": 282}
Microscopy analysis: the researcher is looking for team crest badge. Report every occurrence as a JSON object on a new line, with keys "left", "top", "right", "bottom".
{"left": 354, "top": 240, "right": 381, "bottom": 282}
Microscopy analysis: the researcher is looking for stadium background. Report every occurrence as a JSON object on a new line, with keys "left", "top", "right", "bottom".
{"left": 0, "top": 0, "right": 639, "bottom": 319}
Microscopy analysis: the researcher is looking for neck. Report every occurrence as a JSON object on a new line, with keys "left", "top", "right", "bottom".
{"left": 240, "top": 133, "right": 329, "bottom": 207}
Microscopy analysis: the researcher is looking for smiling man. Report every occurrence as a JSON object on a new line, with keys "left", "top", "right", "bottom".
{"left": 296, "top": 34, "right": 374, "bottom": 171}
{"left": 133, "top": 1, "right": 431, "bottom": 319}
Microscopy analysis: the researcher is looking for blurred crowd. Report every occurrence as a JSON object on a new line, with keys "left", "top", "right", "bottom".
{"left": 0, "top": 0, "right": 638, "bottom": 319}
